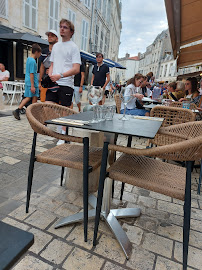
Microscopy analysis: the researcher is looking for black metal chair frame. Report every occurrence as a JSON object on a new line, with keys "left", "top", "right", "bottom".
{"left": 94, "top": 141, "right": 192, "bottom": 270}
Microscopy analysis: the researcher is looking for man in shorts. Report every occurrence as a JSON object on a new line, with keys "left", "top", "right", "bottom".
{"left": 71, "top": 62, "right": 85, "bottom": 112}
{"left": 91, "top": 53, "right": 110, "bottom": 104}
{"left": 12, "top": 44, "right": 41, "bottom": 120}
{"left": 48, "top": 19, "right": 81, "bottom": 107}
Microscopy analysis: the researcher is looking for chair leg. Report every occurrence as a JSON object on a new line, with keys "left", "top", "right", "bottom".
{"left": 60, "top": 167, "right": 65, "bottom": 186}
{"left": 93, "top": 142, "right": 109, "bottom": 246}
{"left": 197, "top": 160, "right": 202, "bottom": 195}
{"left": 26, "top": 132, "right": 37, "bottom": 213}
{"left": 112, "top": 134, "right": 118, "bottom": 199}
{"left": 83, "top": 137, "right": 89, "bottom": 242}
{"left": 112, "top": 180, "right": 115, "bottom": 198}
{"left": 183, "top": 161, "right": 192, "bottom": 270}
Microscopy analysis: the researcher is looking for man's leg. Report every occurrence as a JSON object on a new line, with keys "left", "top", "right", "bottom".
{"left": 32, "top": 96, "right": 38, "bottom": 103}
{"left": 12, "top": 97, "right": 31, "bottom": 120}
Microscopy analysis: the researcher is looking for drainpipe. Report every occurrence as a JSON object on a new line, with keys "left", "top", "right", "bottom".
{"left": 89, "top": 0, "right": 94, "bottom": 53}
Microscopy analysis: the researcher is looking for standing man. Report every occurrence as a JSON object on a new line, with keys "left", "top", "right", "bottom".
{"left": 91, "top": 53, "right": 110, "bottom": 104}
{"left": 48, "top": 19, "right": 81, "bottom": 107}
{"left": 72, "top": 62, "right": 85, "bottom": 112}
{"left": 38, "top": 29, "right": 58, "bottom": 102}
{"left": 12, "top": 44, "right": 41, "bottom": 120}
{"left": 0, "top": 63, "right": 10, "bottom": 89}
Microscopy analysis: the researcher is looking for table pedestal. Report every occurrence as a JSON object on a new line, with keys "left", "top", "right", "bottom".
{"left": 55, "top": 178, "right": 141, "bottom": 259}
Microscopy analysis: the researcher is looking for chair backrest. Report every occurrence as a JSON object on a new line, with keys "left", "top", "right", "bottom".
{"left": 170, "top": 101, "right": 197, "bottom": 110}
{"left": 150, "top": 105, "right": 195, "bottom": 127}
{"left": 26, "top": 103, "right": 83, "bottom": 143}
{"left": 109, "top": 121, "right": 202, "bottom": 162}
{"left": 2, "top": 81, "right": 14, "bottom": 93}
{"left": 114, "top": 94, "right": 121, "bottom": 114}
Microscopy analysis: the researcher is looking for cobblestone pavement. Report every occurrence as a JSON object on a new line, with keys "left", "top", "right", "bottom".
{"left": 0, "top": 99, "right": 202, "bottom": 270}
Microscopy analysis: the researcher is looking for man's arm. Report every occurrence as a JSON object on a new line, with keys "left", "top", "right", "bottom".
{"left": 102, "top": 73, "right": 110, "bottom": 90}
{"left": 48, "top": 62, "right": 53, "bottom": 77}
{"left": 50, "top": 63, "right": 80, "bottom": 82}
{"left": 39, "top": 63, "right": 45, "bottom": 89}
{"left": 30, "top": 73, "right": 35, "bottom": 93}
{"left": 91, "top": 74, "right": 94, "bottom": 86}
{"left": 79, "top": 71, "right": 85, "bottom": 93}
{"left": 0, "top": 77, "right": 9, "bottom": 82}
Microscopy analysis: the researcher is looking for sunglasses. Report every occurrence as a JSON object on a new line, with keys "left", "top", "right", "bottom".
{"left": 96, "top": 56, "right": 103, "bottom": 58}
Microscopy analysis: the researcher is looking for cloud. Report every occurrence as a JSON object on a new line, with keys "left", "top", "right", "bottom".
{"left": 119, "top": 0, "right": 168, "bottom": 57}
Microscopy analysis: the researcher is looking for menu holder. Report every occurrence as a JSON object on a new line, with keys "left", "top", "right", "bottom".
{"left": 133, "top": 116, "right": 164, "bottom": 121}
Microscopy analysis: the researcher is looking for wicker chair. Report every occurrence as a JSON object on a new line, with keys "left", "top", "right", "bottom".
{"left": 25, "top": 103, "right": 103, "bottom": 241}
{"left": 149, "top": 105, "right": 196, "bottom": 146}
{"left": 170, "top": 101, "right": 197, "bottom": 110}
{"left": 93, "top": 121, "right": 202, "bottom": 269}
{"left": 114, "top": 94, "right": 121, "bottom": 114}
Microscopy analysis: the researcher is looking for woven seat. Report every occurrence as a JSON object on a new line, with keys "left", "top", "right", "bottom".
{"left": 25, "top": 103, "right": 103, "bottom": 242}
{"left": 93, "top": 121, "right": 202, "bottom": 269}
{"left": 36, "top": 144, "right": 102, "bottom": 170}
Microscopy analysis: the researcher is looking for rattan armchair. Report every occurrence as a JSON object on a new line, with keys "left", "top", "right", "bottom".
{"left": 26, "top": 103, "right": 103, "bottom": 241}
{"left": 149, "top": 105, "right": 195, "bottom": 146}
{"left": 93, "top": 121, "right": 202, "bottom": 269}
{"left": 170, "top": 101, "right": 197, "bottom": 110}
{"left": 114, "top": 94, "right": 121, "bottom": 114}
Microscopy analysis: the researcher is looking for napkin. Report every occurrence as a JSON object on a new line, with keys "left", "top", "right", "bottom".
{"left": 133, "top": 116, "right": 163, "bottom": 121}
{"left": 52, "top": 118, "right": 90, "bottom": 126}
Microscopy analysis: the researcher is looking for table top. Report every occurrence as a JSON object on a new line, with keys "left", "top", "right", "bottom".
{"left": 0, "top": 221, "right": 34, "bottom": 270}
{"left": 46, "top": 111, "right": 163, "bottom": 139}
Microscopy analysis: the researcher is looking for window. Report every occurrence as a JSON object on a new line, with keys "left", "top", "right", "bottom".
{"left": 164, "top": 64, "right": 167, "bottom": 77}
{"left": 24, "top": 0, "right": 38, "bottom": 31}
{"left": 104, "top": 36, "right": 108, "bottom": 57}
{"left": 94, "top": 25, "right": 99, "bottom": 52}
{"left": 68, "top": 9, "right": 76, "bottom": 41}
{"left": 84, "top": 0, "right": 91, "bottom": 9}
{"left": 102, "top": 0, "right": 106, "bottom": 17}
{"left": 97, "top": 0, "right": 101, "bottom": 9}
{"left": 81, "top": 19, "right": 88, "bottom": 51}
{"left": 169, "top": 63, "right": 173, "bottom": 76}
{"left": 100, "top": 31, "right": 103, "bottom": 52}
{"left": 49, "top": 0, "right": 60, "bottom": 32}
{"left": 0, "top": 0, "right": 8, "bottom": 19}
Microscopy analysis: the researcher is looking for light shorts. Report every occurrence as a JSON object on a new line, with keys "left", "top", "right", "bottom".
{"left": 72, "top": 86, "right": 82, "bottom": 104}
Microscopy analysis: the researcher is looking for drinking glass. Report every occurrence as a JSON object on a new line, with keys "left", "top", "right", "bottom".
{"left": 87, "top": 86, "right": 104, "bottom": 123}
{"left": 119, "top": 87, "right": 133, "bottom": 120}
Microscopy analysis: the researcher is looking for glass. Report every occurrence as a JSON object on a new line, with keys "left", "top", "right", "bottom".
{"left": 119, "top": 87, "right": 133, "bottom": 121}
{"left": 182, "top": 101, "right": 190, "bottom": 109}
{"left": 87, "top": 86, "right": 104, "bottom": 123}
{"left": 105, "top": 106, "right": 113, "bottom": 120}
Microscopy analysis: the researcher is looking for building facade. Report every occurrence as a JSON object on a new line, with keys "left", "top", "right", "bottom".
{"left": 0, "top": 0, "right": 122, "bottom": 81}
{"left": 117, "top": 53, "right": 139, "bottom": 83}
{"left": 138, "top": 29, "right": 177, "bottom": 82}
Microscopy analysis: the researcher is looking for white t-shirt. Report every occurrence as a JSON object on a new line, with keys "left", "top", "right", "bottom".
{"left": 50, "top": 40, "right": 81, "bottom": 88}
{"left": 0, "top": 70, "right": 10, "bottom": 80}
{"left": 121, "top": 84, "right": 142, "bottom": 110}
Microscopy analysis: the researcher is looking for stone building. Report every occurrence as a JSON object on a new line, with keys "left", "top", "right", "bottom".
{"left": 0, "top": 0, "right": 122, "bottom": 81}
{"left": 138, "top": 29, "right": 177, "bottom": 82}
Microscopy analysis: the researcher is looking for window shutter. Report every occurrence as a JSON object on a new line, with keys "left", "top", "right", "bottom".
{"left": 0, "top": 0, "right": 7, "bottom": 18}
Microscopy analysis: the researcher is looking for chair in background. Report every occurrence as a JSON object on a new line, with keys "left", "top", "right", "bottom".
{"left": 2, "top": 81, "right": 23, "bottom": 106}
{"left": 25, "top": 103, "right": 103, "bottom": 241}
{"left": 170, "top": 101, "right": 197, "bottom": 110}
{"left": 93, "top": 121, "right": 202, "bottom": 270}
{"left": 114, "top": 94, "right": 121, "bottom": 114}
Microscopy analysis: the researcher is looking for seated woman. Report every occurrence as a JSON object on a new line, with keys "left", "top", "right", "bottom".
{"left": 120, "top": 73, "right": 149, "bottom": 116}
{"left": 179, "top": 77, "right": 199, "bottom": 103}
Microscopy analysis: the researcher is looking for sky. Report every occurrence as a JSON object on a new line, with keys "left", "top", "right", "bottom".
{"left": 118, "top": 0, "right": 168, "bottom": 58}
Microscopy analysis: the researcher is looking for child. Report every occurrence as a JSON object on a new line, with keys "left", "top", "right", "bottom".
{"left": 13, "top": 43, "right": 41, "bottom": 120}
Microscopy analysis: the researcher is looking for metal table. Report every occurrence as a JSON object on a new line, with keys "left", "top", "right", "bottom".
{"left": 46, "top": 111, "right": 163, "bottom": 259}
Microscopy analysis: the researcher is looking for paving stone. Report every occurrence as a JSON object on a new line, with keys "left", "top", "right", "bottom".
{"left": 168, "top": 213, "right": 184, "bottom": 227}
{"left": 145, "top": 208, "right": 170, "bottom": 221}
{"left": 9, "top": 204, "right": 36, "bottom": 220}
{"left": 0, "top": 199, "right": 22, "bottom": 215}
{"left": 132, "top": 186, "right": 150, "bottom": 197}
{"left": 190, "top": 218, "right": 202, "bottom": 232}
{"left": 2, "top": 217, "right": 30, "bottom": 231}
{"left": 37, "top": 196, "right": 63, "bottom": 212}
{"left": 142, "top": 232, "right": 173, "bottom": 258}
{"left": 122, "top": 191, "right": 138, "bottom": 203}
{"left": 122, "top": 223, "right": 143, "bottom": 245}
{"left": 174, "top": 241, "right": 202, "bottom": 269}
{"left": 94, "top": 234, "right": 126, "bottom": 264}
{"left": 44, "top": 186, "right": 64, "bottom": 197}
{"left": 137, "top": 195, "right": 157, "bottom": 209}
{"left": 29, "top": 228, "right": 53, "bottom": 254}
{"left": 155, "top": 256, "right": 182, "bottom": 270}
{"left": 25, "top": 209, "right": 56, "bottom": 230}
{"left": 1, "top": 156, "right": 21, "bottom": 165}
{"left": 63, "top": 247, "right": 104, "bottom": 270}
{"left": 135, "top": 215, "right": 159, "bottom": 233}
{"left": 12, "top": 255, "right": 53, "bottom": 270}
{"left": 126, "top": 244, "right": 155, "bottom": 270}
{"left": 54, "top": 202, "right": 80, "bottom": 217}
{"left": 127, "top": 202, "right": 146, "bottom": 214}
{"left": 47, "top": 222, "right": 74, "bottom": 238}
{"left": 149, "top": 191, "right": 172, "bottom": 202}
{"left": 157, "top": 223, "right": 183, "bottom": 242}
{"left": 103, "top": 262, "right": 126, "bottom": 270}
{"left": 189, "top": 230, "right": 202, "bottom": 249}
{"left": 40, "top": 239, "right": 73, "bottom": 265}
{"left": 158, "top": 200, "right": 184, "bottom": 216}
{"left": 191, "top": 208, "right": 202, "bottom": 221}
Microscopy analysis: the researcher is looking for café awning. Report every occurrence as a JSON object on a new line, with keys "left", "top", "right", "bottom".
{"left": 165, "top": 0, "right": 202, "bottom": 62}
{"left": 0, "top": 32, "right": 49, "bottom": 46}
{"left": 80, "top": 50, "right": 115, "bottom": 68}
{"left": 105, "top": 59, "right": 126, "bottom": 69}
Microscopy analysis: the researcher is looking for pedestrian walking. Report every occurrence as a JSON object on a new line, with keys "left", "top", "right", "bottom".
{"left": 12, "top": 44, "right": 41, "bottom": 120}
